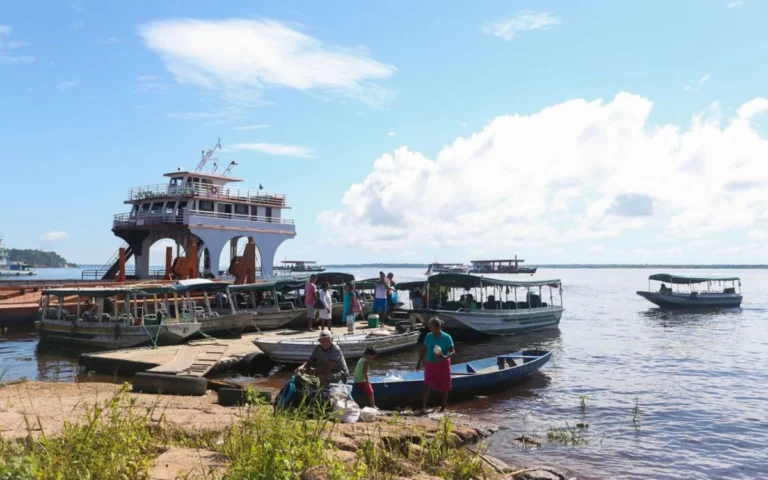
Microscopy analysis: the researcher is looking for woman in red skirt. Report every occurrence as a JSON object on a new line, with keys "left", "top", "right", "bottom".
{"left": 416, "top": 317, "right": 455, "bottom": 413}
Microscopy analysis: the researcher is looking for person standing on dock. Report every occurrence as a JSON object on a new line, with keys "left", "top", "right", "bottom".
{"left": 342, "top": 282, "right": 361, "bottom": 333}
{"left": 373, "top": 271, "right": 392, "bottom": 324}
{"left": 416, "top": 317, "right": 455, "bottom": 413}
{"left": 305, "top": 274, "right": 319, "bottom": 331}
{"left": 318, "top": 281, "right": 333, "bottom": 332}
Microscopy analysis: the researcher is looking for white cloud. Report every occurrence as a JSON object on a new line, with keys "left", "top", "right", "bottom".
{"left": 482, "top": 11, "right": 560, "bottom": 41}
{"left": 319, "top": 92, "right": 768, "bottom": 252}
{"left": 40, "top": 231, "right": 69, "bottom": 242}
{"left": 166, "top": 106, "right": 246, "bottom": 121}
{"left": 737, "top": 98, "right": 768, "bottom": 119}
{"left": 387, "top": 131, "right": 396, "bottom": 137}
{"left": 698, "top": 74, "right": 710, "bottom": 86}
{"left": 590, "top": 245, "right": 604, "bottom": 253}
{"left": 0, "top": 25, "right": 34, "bottom": 64}
{"left": 138, "top": 19, "right": 396, "bottom": 105}
{"left": 460, "top": 122, "right": 469, "bottom": 128}
{"left": 727, "top": 1, "right": 744, "bottom": 7}
{"left": 234, "top": 124, "right": 269, "bottom": 131}
{"left": 748, "top": 229, "right": 768, "bottom": 241}
{"left": 231, "top": 142, "right": 313, "bottom": 158}
{"left": 682, "top": 84, "right": 692, "bottom": 92}
{"left": 56, "top": 79, "right": 80, "bottom": 90}
{"left": 683, "top": 75, "right": 710, "bottom": 93}
{"left": 98, "top": 37, "right": 121, "bottom": 44}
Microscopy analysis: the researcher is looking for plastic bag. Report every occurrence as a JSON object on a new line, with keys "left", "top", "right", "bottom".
{"left": 359, "top": 407, "right": 379, "bottom": 423}
{"left": 332, "top": 398, "right": 361, "bottom": 423}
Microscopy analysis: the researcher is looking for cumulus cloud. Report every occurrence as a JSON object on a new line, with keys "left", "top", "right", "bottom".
{"left": 138, "top": 19, "right": 396, "bottom": 105}
{"left": 56, "top": 79, "right": 80, "bottom": 90}
{"left": 319, "top": 92, "right": 768, "bottom": 251}
{"left": 40, "top": 231, "right": 69, "bottom": 242}
{"left": 234, "top": 124, "right": 269, "bottom": 131}
{"left": 748, "top": 229, "right": 768, "bottom": 241}
{"left": 387, "top": 131, "right": 396, "bottom": 137}
{"left": 482, "top": 11, "right": 560, "bottom": 41}
{"left": 590, "top": 245, "right": 604, "bottom": 253}
{"left": 231, "top": 142, "right": 313, "bottom": 158}
{"left": 726, "top": 1, "right": 744, "bottom": 7}
{"left": 0, "top": 25, "right": 34, "bottom": 64}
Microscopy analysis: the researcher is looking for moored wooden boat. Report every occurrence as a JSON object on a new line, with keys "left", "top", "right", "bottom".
{"left": 350, "top": 349, "right": 551, "bottom": 408}
{"left": 227, "top": 279, "right": 307, "bottom": 331}
{"left": 35, "top": 285, "right": 202, "bottom": 350}
{"left": 397, "top": 274, "right": 563, "bottom": 336}
{"left": 254, "top": 330, "right": 420, "bottom": 364}
{"left": 636, "top": 273, "right": 743, "bottom": 309}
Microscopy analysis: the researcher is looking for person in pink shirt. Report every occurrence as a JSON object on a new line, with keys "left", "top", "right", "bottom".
{"left": 305, "top": 274, "right": 319, "bottom": 331}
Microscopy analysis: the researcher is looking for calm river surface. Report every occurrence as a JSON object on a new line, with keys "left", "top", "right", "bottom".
{"left": 2, "top": 267, "right": 767, "bottom": 479}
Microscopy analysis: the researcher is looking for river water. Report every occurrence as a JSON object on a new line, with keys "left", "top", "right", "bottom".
{"left": 1, "top": 267, "right": 767, "bottom": 479}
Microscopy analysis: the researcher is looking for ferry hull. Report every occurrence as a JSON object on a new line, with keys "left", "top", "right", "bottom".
{"left": 407, "top": 306, "right": 563, "bottom": 336}
{"left": 636, "top": 291, "right": 743, "bottom": 309}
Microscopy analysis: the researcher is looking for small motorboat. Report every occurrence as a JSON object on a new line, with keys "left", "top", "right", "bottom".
{"left": 636, "top": 273, "right": 743, "bottom": 309}
{"left": 254, "top": 330, "right": 420, "bottom": 364}
{"left": 350, "top": 349, "right": 551, "bottom": 408}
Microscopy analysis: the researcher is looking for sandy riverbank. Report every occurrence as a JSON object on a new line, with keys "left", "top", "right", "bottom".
{"left": 0, "top": 381, "right": 573, "bottom": 479}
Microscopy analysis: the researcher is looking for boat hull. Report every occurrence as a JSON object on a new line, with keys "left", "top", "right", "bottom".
{"left": 407, "top": 307, "right": 563, "bottom": 336}
{"left": 242, "top": 306, "right": 302, "bottom": 331}
{"left": 36, "top": 320, "right": 201, "bottom": 350}
{"left": 636, "top": 291, "right": 743, "bottom": 309}
{"left": 254, "top": 331, "right": 420, "bottom": 364}
{"left": 198, "top": 313, "right": 252, "bottom": 336}
{"left": 352, "top": 350, "right": 551, "bottom": 408}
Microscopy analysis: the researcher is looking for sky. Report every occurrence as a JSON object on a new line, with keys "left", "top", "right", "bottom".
{"left": 2, "top": 0, "right": 768, "bottom": 267}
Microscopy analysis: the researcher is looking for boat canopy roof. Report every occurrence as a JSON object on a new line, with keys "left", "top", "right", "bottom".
{"left": 648, "top": 273, "right": 740, "bottom": 284}
{"left": 228, "top": 278, "right": 307, "bottom": 293}
{"left": 173, "top": 279, "right": 230, "bottom": 293}
{"left": 396, "top": 273, "right": 560, "bottom": 290}
{"left": 316, "top": 272, "right": 355, "bottom": 285}
{"left": 43, "top": 285, "right": 176, "bottom": 298}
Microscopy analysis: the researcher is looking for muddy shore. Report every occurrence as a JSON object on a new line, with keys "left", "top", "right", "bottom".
{"left": 0, "top": 381, "right": 574, "bottom": 479}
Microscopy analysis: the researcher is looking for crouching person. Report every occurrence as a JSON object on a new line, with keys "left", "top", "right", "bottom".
{"left": 297, "top": 330, "right": 349, "bottom": 388}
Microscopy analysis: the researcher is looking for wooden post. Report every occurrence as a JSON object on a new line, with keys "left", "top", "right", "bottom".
{"left": 165, "top": 246, "right": 173, "bottom": 280}
{"left": 188, "top": 240, "right": 198, "bottom": 279}
{"left": 117, "top": 247, "right": 126, "bottom": 283}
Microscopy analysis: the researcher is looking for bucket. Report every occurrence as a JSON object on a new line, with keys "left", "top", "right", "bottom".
{"left": 367, "top": 314, "right": 380, "bottom": 328}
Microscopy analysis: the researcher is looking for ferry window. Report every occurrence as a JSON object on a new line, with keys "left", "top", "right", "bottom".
{"left": 140, "top": 203, "right": 151, "bottom": 213}
{"left": 202, "top": 179, "right": 212, "bottom": 185}
{"left": 266, "top": 207, "right": 273, "bottom": 222}
{"left": 235, "top": 204, "right": 248, "bottom": 215}
{"left": 150, "top": 202, "right": 163, "bottom": 214}
{"left": 178, "top": 201, "right": 187, "bottom": 213}
{"left": 164, "top": 202, "right": 176, "bottom": 214}
{"left": 199, "top": 200, "right": 214, "bottom": 212}
{"left": 251, "top": 205, "right": 259, "bottom": 217}
{"left": 129, "top": 205, "right": 138, "bottom": 218}
{"left": 169, "top": 178, "right": 181, "bottom": 187}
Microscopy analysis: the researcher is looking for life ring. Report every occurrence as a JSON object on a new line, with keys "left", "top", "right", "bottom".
{"left": 210, "top": 186, "right": 218, "bottom": 195}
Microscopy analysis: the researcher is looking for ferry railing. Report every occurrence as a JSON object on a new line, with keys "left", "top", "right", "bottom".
{"left": 188, "top": 210, "right": 295, "bottom": 225}
{"left": 126, "top": 184, "right": 287, "bottom": 207}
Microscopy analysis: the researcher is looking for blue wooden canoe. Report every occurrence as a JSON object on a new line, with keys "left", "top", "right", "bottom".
{"left": 350, "top": 349, "right": 551, "bottom": 408}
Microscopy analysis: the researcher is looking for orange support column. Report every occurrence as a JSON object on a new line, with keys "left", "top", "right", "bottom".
{"left": 165, "top": 247, "right": 173, "bottom": 280}
{"left": 187, "top": 241, "right": 199, "bottom": 279}
{"left": 117, "top": 248, "right": 126, "bottom": 283}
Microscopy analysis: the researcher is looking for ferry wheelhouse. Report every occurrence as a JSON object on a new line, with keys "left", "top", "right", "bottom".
{"left": 110, "top": 139, "right": 296, "bottom": 280}
{"left": 426, "top": 263, "right": 469, "bottom": 275}
{"left": 636, "top": 274, "right": 743, "bottom": 309}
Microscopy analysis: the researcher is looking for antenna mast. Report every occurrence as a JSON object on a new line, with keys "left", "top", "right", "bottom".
{"left": 222, "top": 160, "right": 238, "bottom": 176}
{"left": 195, "top": 138, "right": 221, "bottom": 171}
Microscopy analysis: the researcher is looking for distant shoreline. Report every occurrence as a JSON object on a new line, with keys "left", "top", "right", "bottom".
{"left": 325, "top": 263, "right": 768, "bottom": 269}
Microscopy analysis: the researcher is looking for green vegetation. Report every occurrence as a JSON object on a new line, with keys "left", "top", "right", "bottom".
{"left": 7, "top": 249, "right": 73, "bottom": 268}
{"left": 0, "top": 384, "right": 487, "bottom": 480}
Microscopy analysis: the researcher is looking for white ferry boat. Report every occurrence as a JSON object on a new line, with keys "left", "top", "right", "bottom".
{"left": 0, "top": 237, "right": 36, "bottom": 277}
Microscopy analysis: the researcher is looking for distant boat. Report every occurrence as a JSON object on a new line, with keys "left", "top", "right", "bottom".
{"left": 396, "top": 273, "right": 563, "bottom": 336}
{"left": 426, "top": 263, "right": 469, "bottom": 275}
{"left": 273, "top": 260, "right": 325, "bottom": 274}
{"left": 350, "top": 349, "right": 551, "bottom": 408}
{"left": 0, "top": 237, "right": 36, "bottom": 277}
{"left": 470, "top": 256, "right": 536, "bottom": 275}
{"left": 636, "top": 273, "right": 743, "bottom": 309}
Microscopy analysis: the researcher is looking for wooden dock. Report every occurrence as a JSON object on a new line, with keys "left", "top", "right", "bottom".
{"left": 78, "top": 322, "right": 389, "bottom": 376}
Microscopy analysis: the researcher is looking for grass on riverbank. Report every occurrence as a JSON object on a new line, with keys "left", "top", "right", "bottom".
{"left": 0, "top": 384, "right": 487, "bottom": 480}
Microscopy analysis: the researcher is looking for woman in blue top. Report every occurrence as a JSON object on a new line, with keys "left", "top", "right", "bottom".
{"left": 341, "top": 282, "right": 359, "bottom": 333}
{"left": 415, "top": 317, "right": 455, "bottom": 413}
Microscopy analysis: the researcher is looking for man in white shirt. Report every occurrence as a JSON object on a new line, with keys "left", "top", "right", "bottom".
{"left": 373, "top": 271, "right": 392, "bottom": 323}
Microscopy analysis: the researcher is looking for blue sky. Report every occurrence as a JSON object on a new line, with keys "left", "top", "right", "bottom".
{"left": 2, "top": 0, "right": 768, "bottom": 266}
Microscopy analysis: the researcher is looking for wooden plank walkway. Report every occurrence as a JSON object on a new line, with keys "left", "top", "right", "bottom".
{"left": 149, "top": 343, "right": 230, "bottom": 377}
